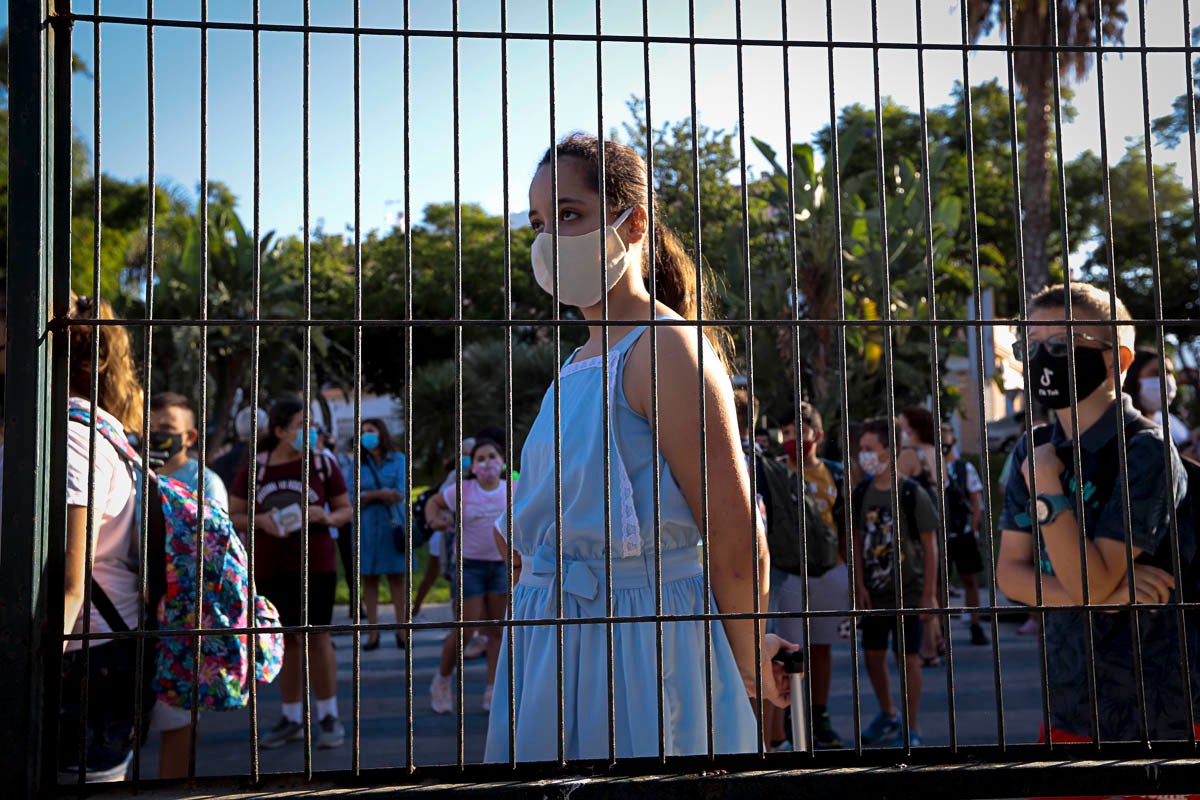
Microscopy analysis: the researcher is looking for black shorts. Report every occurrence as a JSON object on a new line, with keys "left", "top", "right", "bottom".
{"left": 860, "top": 612, "right": 923, "bottom": 655}
{"left": 947, "top": 532, "right": 984, "bottom": 577}
{"left": 257, "top": 571, "right": 337, "bottom": 628}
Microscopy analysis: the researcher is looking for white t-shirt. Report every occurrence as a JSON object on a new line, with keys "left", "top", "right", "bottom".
{"left": 66, "top": 398, "right": 140, "bottom": 650}
{"left": 442, "top": 480, "right": 507, "bottom": 562}
{"left": 945, "top": 459, "right": 984, "bottom": 494}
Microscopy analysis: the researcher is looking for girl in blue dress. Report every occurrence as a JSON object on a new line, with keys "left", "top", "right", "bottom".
{"left": 485, "top": 134, "right": 795, "bottom": 762}
{"left": 352, "top": 418, "right": 409, "bottom": 650}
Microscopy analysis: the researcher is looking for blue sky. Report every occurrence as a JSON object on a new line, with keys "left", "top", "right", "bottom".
{"left": 15, "top": 1, "right": 1200, "bottom": 241}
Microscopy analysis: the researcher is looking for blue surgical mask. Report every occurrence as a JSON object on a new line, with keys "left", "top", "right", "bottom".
{"left": 361, "top": 432, "right": 380, "bottom": 451}
{"left": 462, "top": 456, "right": 472, "bottom": 470}
{"left": 294, "top": 427, "right": 318, "bottom": 453}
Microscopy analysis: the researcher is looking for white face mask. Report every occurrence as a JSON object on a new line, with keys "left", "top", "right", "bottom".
{"left": 1139, "top": 375, "right": 1177, "bottom": 413}
{"left": 530, "top": 206, "right": 637, "bottom": 308}
{"left": 858, "top": 450, "right": 886, "bottom": 477}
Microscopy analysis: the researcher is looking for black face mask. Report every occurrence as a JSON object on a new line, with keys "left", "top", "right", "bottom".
{"left": 941, "top": 443, "right": 954, "bottom": 455}
{"left": 148, "top": 431, "right": 186, "bottom": 466}
{"left": 1029, "top": 344, "right": 1110, "bottom": 409}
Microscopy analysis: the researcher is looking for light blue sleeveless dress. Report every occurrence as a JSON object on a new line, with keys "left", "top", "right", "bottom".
{"left": 484, "top": 321, "right": 758, "bottom": 762}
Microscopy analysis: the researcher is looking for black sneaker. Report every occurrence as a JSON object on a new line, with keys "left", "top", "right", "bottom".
{"left": 970, "top": 623, "right": 989, "bottom": 646}
{"left": 260, "top": 717, "right": 305, "bottom": 749}
{"left": 813, "top": 709, "right": 844, "bottom": 749}
{"left": 317, "top": 715, "right": 345, "bottom": 749}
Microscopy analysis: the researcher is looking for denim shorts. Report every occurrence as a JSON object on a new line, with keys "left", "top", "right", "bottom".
{"left": 461, "top": 558, "right": 508, "bottom": 599}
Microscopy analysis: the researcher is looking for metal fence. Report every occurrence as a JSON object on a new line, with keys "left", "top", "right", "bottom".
{"left": 4, "top": 0, "right": 1200, "bottom": 797}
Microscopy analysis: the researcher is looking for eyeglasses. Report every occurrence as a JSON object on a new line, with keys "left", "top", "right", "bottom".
{"left": 1015, "top": 330, "right": 1112, "bottom": 360}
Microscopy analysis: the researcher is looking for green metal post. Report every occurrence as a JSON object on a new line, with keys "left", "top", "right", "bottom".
{"left": 1, "top": 1, "right": 69, "bottom": 796}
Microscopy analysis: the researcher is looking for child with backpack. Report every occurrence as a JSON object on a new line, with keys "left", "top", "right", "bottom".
{"left": 229, "top": 398, "right": 352, "bottom": 751}
{"left": 768, "top": 401, "right": 850, "bottom": 749}
{"left": 852, "top": 417, "right": 940, "bottom": 747}
{"left": 998, "top": 284, "right": 1197, "bottom": 744}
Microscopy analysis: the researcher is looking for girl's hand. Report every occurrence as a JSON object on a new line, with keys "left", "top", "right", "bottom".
{"left": 254, "top": 511, "right": 281, "bottom": 538}
{"left": 747, "top": 633, "right": 799, "bottom": 709}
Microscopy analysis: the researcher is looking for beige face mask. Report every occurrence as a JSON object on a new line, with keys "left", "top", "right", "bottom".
{"left": 530, "top": 206, "right": 637, "bottom": 308}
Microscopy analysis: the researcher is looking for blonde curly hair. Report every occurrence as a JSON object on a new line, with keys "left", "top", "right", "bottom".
{"left": 68, "top": 294, "right": 144, "bottom": 434}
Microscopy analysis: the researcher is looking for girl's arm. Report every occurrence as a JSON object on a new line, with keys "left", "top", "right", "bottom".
{"left": 425, "top": 492, "right": 454, "bottom": 530}
{"left": 324, "top": 491, "right": 353, "bottom": 529}
{"left": 627, "top": 325, "right": 791, "bottom": 709}
{"left": 64, "top": 506, "right": 90, "bottom": 650}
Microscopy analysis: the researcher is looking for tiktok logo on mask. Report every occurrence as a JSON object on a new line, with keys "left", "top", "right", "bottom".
{"left": 1040, "top": 367, "right": 1057, "bottom": 396}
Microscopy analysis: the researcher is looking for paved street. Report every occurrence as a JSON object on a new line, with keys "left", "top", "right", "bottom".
{"left": 132, "top": 594, "right": 1046, "bottom": 779}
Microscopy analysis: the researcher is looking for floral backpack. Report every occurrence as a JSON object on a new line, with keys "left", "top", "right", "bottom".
{"left": 68, "top": 408, "right": 284, "bottom": 710}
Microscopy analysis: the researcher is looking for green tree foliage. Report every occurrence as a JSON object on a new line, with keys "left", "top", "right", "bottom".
{"left": 967, "top": 0, "right": 1128, "bottom": 299}
{"left": 1065, "top": 145, "right": 1200, "bottom": 338}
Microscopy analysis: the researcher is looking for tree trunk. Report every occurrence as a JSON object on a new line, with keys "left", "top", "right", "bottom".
{"left": 1021, "top": 75, "right": 1053, "bottom": 299}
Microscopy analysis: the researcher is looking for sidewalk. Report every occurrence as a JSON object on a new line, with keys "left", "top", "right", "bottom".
{"left": 130, "top": 590, "right": 1042, "bottom": 779}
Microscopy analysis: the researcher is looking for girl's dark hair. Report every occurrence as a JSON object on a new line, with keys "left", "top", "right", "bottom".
{"left": 470, "top": 437, "right": 505, "bottom": 462}
{"left": 899, "top": 405, "right": 935, "bottom": 446}
{"left": 538, "top": 133, "right": 732, "bottom": 368}
{"left": 360, "top": 417, "right": 395, "bottom": 460}
{"left": 261, "top": 398, "right": 305, "bottom": 453}
{"left": 1123, "top": 348, "right": 1166, "bottom": 413}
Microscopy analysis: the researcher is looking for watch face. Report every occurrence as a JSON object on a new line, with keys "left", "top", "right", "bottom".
{"left": 1035, "top": 498, "right": 1050, "bottom": 524}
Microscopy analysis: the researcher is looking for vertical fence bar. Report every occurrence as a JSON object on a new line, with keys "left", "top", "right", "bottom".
{"left": 452, "top": 0, "right": 466, "bottom": 769}
{"left": 547, "top": 0, "right": 567, "bottom": 768}
{"left": 247, "top": 0, "right": 264, "bottom": 779}
{"left": 731, "top": 0, "right": 765, "bottom": 758}
{"left": 0, "top": 1, "right": 61, "bottom": 794}
{"left": 996, "top": 0, "right": 1054, "bottom": 748}
{"left": 500, "top": 0, "right": 518, "bottom": 770}
{"left": 779, "top": 0, "right": 816, "bottom": 760}
{"left": 351, "top": 0, "right": 364, "bottom": 776}
{"left": 914, "top": 0, "right": 957, "bottom": 750}
{"left": 954, "top": 0, "right": 1007, "bottom": 749}
{"left": 867, "top": 0, "right": 913, "bottom": 753}
{"left": 190, "top": 0, "right": 211, "bottom": 777}
{"left": 685, "top": 0, "right": 716, "bottom": 761}
{"left": 1046, "top": 2, "right": 1105, "bottom": 746}
{"left": 76, "top": 2, "right": 106, "bottom": 785}
{"left": 300, "top": 0, "right": 315, "bottom": 777}
{"left": 402, "top": 0, "right": 416, "bottom": 774}
{"left": 1132, "top": 0, "right": 1192, "bottom": 744}
{"left": 130, "top": 0, "right": 157, "bottom": 783}
{"left": 640, "top": 0, "right": 667, "bottom": 765}
{"left": 592, "top": 0, "right": 618, "bottom": 767}
{"left": 821, "top": 0, "right": 866, "bottom": 758}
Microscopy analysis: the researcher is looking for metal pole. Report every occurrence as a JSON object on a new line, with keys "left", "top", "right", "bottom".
{"left": 0, "top": 1, "right": 65, "bottom": 797}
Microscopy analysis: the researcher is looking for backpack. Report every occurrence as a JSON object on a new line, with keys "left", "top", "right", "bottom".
{"left": 851, "top": 476, "right": 925, "bottom": 592}
{"left": 68, "top": 408, "right": 284, "bottom": 712}
{"left": 943, "top": 460, "right": 975, "bottom": 537}
{"left": 410, "top": 486, "right": 441, "bottom": 552}
{"left": 756, "top": 454, "right": 839, "bottom": 578}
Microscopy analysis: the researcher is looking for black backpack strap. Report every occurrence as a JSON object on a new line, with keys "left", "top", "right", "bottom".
{"left": 88, "top": 579, "right": 131, "bottom": 633}
{"left": 851, "top": 477, "right": 871, "bottom": 536}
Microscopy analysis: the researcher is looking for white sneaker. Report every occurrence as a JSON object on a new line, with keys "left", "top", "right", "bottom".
{"left": 430, "top": 673, "right": 454, "bottom": 715}
{"left": 482, "top": 684, "right": 494, "bottom": 712}
{"left": 464, "top": 634, "right": 488, "bottom": 660}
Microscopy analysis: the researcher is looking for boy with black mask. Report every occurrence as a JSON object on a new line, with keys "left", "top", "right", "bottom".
{"left": 998, "top": 283, "right": 1194, "bottom": 743}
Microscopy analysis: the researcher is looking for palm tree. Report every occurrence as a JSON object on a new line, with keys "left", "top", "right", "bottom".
{"left": 967, "top": 0, "right": 1127, "bottom": 298}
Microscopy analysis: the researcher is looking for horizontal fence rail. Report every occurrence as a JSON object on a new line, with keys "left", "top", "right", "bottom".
{"left": 3, "top": 0, "right": 1200, "bottom": 798}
